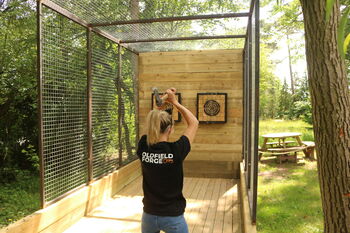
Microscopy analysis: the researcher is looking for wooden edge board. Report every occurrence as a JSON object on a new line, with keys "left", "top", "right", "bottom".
{"left": 0, "top": 161, "right": 141, "bottom": 233}
{"left": 239, "top": 163, "right": 257, "bottom": 233}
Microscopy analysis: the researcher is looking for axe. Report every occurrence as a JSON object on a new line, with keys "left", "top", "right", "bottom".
{"left": 152, "top": 87, "right": 168, "bottom": 107}
{"left": 152, "top": 87, "right": 173, "bottom": 115}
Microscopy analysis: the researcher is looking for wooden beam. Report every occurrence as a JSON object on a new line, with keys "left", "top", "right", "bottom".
{"left": 240, "top": 163, "right": 258, "bottom": 232}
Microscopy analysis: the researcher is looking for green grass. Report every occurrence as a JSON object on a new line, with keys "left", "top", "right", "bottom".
{"left": 257, "top": 119, "right": 323, "bottom": 233}
{"left": 0, "top": 171, "right": 40, "bottom": 228}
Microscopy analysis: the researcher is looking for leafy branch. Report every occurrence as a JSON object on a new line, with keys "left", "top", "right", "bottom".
{"left": 326, "top": 0, "right": 350, "bottom": 58}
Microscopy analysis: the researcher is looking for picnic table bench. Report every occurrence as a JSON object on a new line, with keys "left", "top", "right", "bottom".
{"left": 259, "top": 132, "right": 315, "bottom": 163}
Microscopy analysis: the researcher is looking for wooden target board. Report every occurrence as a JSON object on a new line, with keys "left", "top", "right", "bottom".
{"left": 197, "top": 93, "right": 227, "bottom": 123}
{"left": 151, "top": 93, "right": 181, "bottom": 122}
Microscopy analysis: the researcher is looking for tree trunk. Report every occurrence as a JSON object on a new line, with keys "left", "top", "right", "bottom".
{"left": 299, "top": 0, "right": 350, "bottom": 232}
{"left": 286, "top": 34, "right": 295, "bottom": 95}
{"left": 120, "top": 96, "right": 133, "bottom": 158}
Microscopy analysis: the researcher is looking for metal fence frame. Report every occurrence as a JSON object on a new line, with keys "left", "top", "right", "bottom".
{"left": 37, "top": 0, "right": 260, "bottom": 223}
{"left": 242, "top": 0, "right": 260, "bottom": 224}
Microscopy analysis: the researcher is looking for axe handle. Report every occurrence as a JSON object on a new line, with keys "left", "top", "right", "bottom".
{"left": 160, "top": 93, "right": 168, "bottom": 101}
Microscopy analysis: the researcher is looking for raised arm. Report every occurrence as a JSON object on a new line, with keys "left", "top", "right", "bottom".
{"left": 165, "top": 88, "right": 199, "bottom": 144}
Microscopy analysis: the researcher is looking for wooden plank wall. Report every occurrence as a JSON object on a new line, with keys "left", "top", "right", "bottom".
{"left": 138, "top": 49, "right": 243, "bottom": 178}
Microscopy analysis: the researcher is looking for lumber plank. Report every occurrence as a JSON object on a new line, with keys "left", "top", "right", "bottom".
{"left": 182, "top": 177, "right": 194, "bottom": 197}
{"left": 202, "top": 179, "right": 222, "bottom": 233}
{"left": 192, "top": 178, "right": 216, "bottom": 233}
{"left": 138, "top": 90, "right": 243, "bottom": 99}
{"left": 139, "top": 49, "right": 243, "bottom": 57}
{"left": 223, "top": 179, "right": 234, "bottom": 233}
{"left": 232, "top": 180, "right": 241, "bottom": 233}
{"left": 139, "top": 54, "right": 243, "bottom": 65}
{"left": 213, "top": 179, "right": 227, "bottom": 233}
{"left": 184, "top": 178, "right": 203, "bottom": 229}
{"left": 139, "top": 80, "right": 243, "bottom": 91}
{"left": 187, "top": 178, "right": 210, "bottom": 232}
{"left": 140, "top": 63, "right": 243, "bottom": 74}
{"left": 139, "top": 72, "right": 243, "bottom": 81}
{"left": 186, "top": 153, "right": 242, "bottom": 162}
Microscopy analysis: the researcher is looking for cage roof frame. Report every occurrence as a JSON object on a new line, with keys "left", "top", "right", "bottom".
{"left": 89, "top": 12, "right": 251, "bottom": 27}
{"left": 40, "top": 0, "right": 256, "bottom": 54}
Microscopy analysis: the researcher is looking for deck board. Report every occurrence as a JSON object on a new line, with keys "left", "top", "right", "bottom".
{"left": 64, "top": 177, "right": 241, "bottom": 233}
{"left": 192, "top": 178, "right": 215, "bottom": 233}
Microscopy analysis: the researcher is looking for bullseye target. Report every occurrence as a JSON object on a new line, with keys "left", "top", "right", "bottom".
{"left": 197, "top": 93, "right": 227, "bottom": 123}
{"left": 204, "top": 100, "right": 221, "bottom": 116}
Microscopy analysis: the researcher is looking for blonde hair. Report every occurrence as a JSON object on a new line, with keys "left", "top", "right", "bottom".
{"left": 145, "top": 109, "right": 174, "bottom": 146}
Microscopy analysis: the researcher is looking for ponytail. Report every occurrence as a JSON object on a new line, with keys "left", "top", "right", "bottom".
{"left": 146, "top": 109, "right": 173, "bottom": 146}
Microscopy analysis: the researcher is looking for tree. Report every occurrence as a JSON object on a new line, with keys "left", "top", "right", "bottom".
{"left": 0, "top": 0, "right": 38, "bottom": 173}
{"left": 345, "top": 21, "right": 350, "bottom": 82}
{"left": 270, "top": 0, "right": 304, "bottom": 95}
{"left": 299, "top": 0, "right": 350, "bottom": 231}
{"left": 259, "top": 44, "right": 281, "bottom": 119}
{"left": 277, "top": 78, "right": 293, "bottom": 118}
{"left": 260, "top": 0, "right": 312, "bottom": 120}
{"left": 291, "top": 75, "right": 312, "bottom": 123}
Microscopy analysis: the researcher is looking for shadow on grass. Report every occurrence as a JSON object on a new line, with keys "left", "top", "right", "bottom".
{"left": 257, "top": 160, "right": 323, "bottom": 233}
{"left": 258, "top": 155, "right": 308, "bottom": 185}
{"left": 260, "top": 156, "right": 305, "bottom": 165}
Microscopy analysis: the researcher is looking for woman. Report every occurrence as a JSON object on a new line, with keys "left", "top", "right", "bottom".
{"left": 137, "top": 88, "right": 199, "bottom": 233}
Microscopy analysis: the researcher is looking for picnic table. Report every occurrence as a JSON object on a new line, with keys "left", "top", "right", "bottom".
{"left": 259, "top": 132, "right": 315, "bottom": 163}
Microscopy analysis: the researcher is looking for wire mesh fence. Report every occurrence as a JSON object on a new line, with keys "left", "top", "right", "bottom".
{"left": 41, "top": 6, "right": 138, "bottom": 205}
{"left": 120, "top": 48, "right": 138, "bottom": 165}
{"left": 40, "top": 0, "right": 254, "bottom": 208}
{"left": 39, "top": 0, "right": 259, "bottom": 221}
{"left": 42, "top": 7, "right": 88, "bottom": 202}
{"left": 91, "top": 33, "right": 120, "bottom": 178}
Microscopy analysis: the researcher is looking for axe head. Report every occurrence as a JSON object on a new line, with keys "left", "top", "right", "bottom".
{"left": 152, "top": 87, "right": 163, "bottom": 107}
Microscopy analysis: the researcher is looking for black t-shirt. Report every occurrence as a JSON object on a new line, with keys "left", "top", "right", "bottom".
{"left": 137, "top": 135, "right": 191, "bottom": 216}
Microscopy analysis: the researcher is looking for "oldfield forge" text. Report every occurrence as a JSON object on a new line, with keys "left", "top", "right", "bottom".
{"left": 141, "top": 152, "right": 174, "bottom": 164}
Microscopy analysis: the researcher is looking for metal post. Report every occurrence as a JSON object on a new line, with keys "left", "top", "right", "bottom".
{"left": 37, "top": 0, "right": 46, "bottom": 209}
{"left": 87, "top": 27, "right": 93, "bottom": 182}
{"left": 117, "top": 45, "right": 123, "bottom": 167}
{"left": 246, "top": 16, "right": 253, "bottom": 190}
{"left": 243, "top": 42, "right": 249, "bottom": 172}
{"left": 252, "top": 0, "right": 260, "bottom": 224}
{"left": 120, "top": 35, "right": 246, "bottom": 44}
{"left": 89, "top": 12, "right": 250, "bottom": 27}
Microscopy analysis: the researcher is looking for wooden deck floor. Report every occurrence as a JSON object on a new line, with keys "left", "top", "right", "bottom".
{"left": 64, "top": 177, "right": 241, "bottom": 233}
